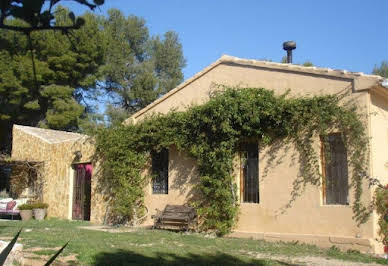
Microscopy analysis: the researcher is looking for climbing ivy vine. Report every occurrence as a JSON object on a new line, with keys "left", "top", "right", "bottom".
{"left": 95, "top": 87, "right": 372, "bottom": 235}
{"left": 375, "top": 185, "right": 388, "bottom": 246}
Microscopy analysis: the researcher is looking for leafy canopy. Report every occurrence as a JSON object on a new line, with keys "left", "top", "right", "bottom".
{"left": 95, "top": 87, "right": 371, "bottom": 235}
{"left": 375, "top": 186, "right": 388, "bottom": 245}
{"left": 0, "top": 0, "right": 104, "bottom": 33}
{"left": 0, "top": 7, "right": 186, "bottom": 152}
{"left": 0, "top": 6, "right": 105, "bottom": 151}
{"left": 373, "top": 61, "right": 388, "bottom": 78}
{"left": 102, "top": 9, "right": 186, "bottom": 114}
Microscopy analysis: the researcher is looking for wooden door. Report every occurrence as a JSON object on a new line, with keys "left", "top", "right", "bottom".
{"left": 72, "top": 164, "right": 92, "bottom": 220}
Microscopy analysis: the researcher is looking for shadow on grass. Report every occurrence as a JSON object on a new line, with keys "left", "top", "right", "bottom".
{"left": 92, "top": 250, "right": 298, "bottom": 265}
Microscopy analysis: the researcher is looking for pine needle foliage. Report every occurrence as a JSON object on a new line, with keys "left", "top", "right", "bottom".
{"left": 95, "top": 87, "right": 371, "bottom": 235}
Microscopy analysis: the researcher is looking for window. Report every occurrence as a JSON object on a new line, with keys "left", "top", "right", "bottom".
{"left": 241, "top": 142, "right": 259, "bottom": 203}
{"left": 322, "top": 134, "right": 349, "bottom": 205}
{"left": 152, "top": 148, "right": 169, "bottom": 194}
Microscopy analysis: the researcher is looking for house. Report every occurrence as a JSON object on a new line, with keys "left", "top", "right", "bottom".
{"left": 9, "top": 55, "right": 388, "bottom": 254}
{"left": 10, "top": 125, "right": 107, "bottom": 223}
{"left": 125, "top": 55, "right": 388, "bottom": 254}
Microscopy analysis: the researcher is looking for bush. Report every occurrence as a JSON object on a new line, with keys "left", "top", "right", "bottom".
{"left": 31, "top": 202, "right": 48, "bottom": 209}
{"left": 17, "top": 203, "right": 34, "bottom": 210}
{"left": 96, "top": 87, "right": 370, "bottom": 234}
{"left": 375, "top": 185, "right": 388, "bottom": 245}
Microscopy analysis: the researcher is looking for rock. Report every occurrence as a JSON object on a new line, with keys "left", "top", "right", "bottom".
{"left": 0, "top": 240, "right": 24, "bottom": 266}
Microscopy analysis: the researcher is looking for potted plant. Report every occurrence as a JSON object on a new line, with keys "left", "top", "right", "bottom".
{"left": 31, "top": 202, "right": 48, "bottom": 220}
{"left": 18, "top": 203, "right": 33, "bottom": 221}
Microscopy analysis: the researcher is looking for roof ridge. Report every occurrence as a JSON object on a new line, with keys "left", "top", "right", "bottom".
{"left": 219, "top": 54, "right": 384, "bottom": 79}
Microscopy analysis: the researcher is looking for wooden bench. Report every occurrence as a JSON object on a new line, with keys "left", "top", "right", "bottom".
{"left": 152, "top": 204, "right": 197, "bottom": 231}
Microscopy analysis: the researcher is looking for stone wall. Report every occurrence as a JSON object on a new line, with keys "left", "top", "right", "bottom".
{"left": 11, "top": 126, "right": 109, "bottom": 223}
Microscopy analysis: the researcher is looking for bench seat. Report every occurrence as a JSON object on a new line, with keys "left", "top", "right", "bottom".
{"left": 152, "top": 204, "right": 197, "bottom": 230}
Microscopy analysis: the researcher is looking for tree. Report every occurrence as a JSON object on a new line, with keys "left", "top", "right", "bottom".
{"left": 0, "top": 7, "right": 186, "bottom": 152}
{"left": 103, "top": 9, "right": 186, "bottom": 114}
{"left": 0, "top": 6, "right": 105, "bottom": 152}
{"left": 0, "top": 0, "right": 104, "bottom": 33}
{"left": 373, "top": 61, "right": 388, "bottom": 78}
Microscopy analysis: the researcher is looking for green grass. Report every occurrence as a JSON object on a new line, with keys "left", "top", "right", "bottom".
{"left": 0, "top": 218, "right": 385, "bottom": 265}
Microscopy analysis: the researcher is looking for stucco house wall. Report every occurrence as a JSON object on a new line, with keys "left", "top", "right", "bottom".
{"left": 128, "top": 55, "right": 386, "bottom": 253}
{"left": 369, "top": 90, "right": 388, "bottom": 253}
{"left": 143, "top": 146, "right": 198, "bottom": 225}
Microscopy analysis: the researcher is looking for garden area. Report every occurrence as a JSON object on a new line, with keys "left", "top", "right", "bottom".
{"left": 0, "top": 218, "right": 386, "bottom": 265}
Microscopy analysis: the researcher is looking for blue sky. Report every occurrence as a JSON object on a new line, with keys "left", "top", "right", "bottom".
{"left": 68, "top": 0, "right": 388, "bottom": 79}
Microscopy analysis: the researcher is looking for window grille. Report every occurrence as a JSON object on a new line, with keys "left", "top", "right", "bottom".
{"left": 152, "top": 148, "right": 169, "bottom": 194}
{"left": 322, "top": 134, "right": 349, "bottom": 205}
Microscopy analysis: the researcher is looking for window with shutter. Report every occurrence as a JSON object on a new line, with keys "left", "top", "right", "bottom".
{"left": 152, "top": 148, "right": 169, "bottom": 194}
{"left": 241, "top": 142, "right": 259, "bottom": 203}
{"left": 322, "top": 134, "right": 349, "bottom": 205}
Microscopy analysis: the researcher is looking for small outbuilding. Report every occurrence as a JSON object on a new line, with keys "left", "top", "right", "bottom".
{"left": 10, "top": 125, "right": 107, "bottom": 223}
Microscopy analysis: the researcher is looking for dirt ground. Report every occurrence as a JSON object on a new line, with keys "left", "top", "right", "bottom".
{"left": 241, "top": 250, "right": 386, "bottom": 266}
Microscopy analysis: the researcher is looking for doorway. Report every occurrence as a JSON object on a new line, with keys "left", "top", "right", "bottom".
{"left": 72, "top": 163, "right": 92, "bottom": 221}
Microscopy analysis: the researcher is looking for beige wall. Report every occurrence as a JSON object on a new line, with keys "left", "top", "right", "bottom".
{"left": 133, "top": 62, "right": 381, "bottom": 253}
{"left": 236, "top": 142, "right": 374, "bottom": 251}
{"left": 370, "top": 92, "right": 388, "bottom": 186}
{"left": 144, "top": 146, "right": 198, "bottom": 224}
{"left": 134, "top": 63, "right": 366, "bottom": 122}
{"left": 370, "top": 91, "right": 388, "bottom": 253}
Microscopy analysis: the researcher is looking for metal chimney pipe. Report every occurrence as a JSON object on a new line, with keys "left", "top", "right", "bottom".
{"left": 283, "top": 41, "right": 296, "bottom": 63}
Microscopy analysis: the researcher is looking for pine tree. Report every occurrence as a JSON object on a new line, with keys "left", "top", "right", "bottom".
{"left": 103, "top": 9, "right": 186, "bottom": 114}
{"left": 373, "top": 61, "right": 388, "bottom": 78}
{"left": 0, "top": 7, "right": 186, "bottom": 152}
{"left": 0, "top": 7, "right": 105, "bottom": 151}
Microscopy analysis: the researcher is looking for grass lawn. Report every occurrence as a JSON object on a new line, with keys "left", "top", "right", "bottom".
{"left": 0, "top": 218, "right": 386, "bottom": 265}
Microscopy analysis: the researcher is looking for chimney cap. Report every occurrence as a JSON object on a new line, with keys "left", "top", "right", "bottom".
{"left": 283, "top": 41, "right": 296, "bottom": 51}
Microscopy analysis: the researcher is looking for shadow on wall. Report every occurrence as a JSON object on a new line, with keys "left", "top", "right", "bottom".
{"left": 169, "top": 147, "right": 199, "bottom": 202}
{"left": 91, "top": 250, "right": 297, "bottom": 266}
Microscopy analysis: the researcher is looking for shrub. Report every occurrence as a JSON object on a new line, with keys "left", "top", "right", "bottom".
{"left": 17, "top": 203, "right": 34, "bottom": 210}
{"left": 31, "top": 202, "right": 48, "bottom": 209}
{"left": 96, "top": 87, "right": 371, "bottom": 235}
{"left": 375, "top": 185, "right": 388, "bottom": 245}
